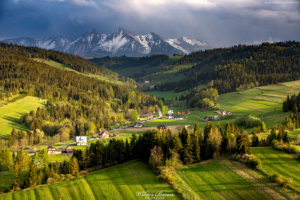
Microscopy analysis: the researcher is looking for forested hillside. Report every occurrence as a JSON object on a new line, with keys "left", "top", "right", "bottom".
{"left": 0, "top": 43, "right": 160, "bottom": 146}
{"left": 157, "top": 41, "right": 300, "bottom": 93}
{"left": 0, "top": 42, "right": 118, "bottom": 79}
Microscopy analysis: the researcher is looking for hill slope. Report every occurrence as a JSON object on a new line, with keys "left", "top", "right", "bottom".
{"left": 0, "top": 160, "right": 180, "bottom": 200}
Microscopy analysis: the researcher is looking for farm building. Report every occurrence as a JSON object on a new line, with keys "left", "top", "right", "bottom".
{"left": 226, "top": 111, "right": 232, "bottom": 115}
{"left": 139, "top": 113, "right": 153, "bottom": 120}
{"left": 220, "top": 110, "right": 226, "bottom": 116}
{"left": 47, "top": 146, "right": 73, "bottom": 155}
{"left": 157, "top": 124, "right": 166, "bottom": 131}
{"left": 187, "top": 110, "right": 191, "bottom": 114}
{"left": 174, "top": 115, "right": 184, "bottom": 120}
{"left": 168, "top": 110, "right": 174, "bottom": 114}
{"left": 182, "top": 111, "right": 186, "bottom": 115}
{"left": 203, "top": 116, "right": 213, "bottom": 122}
{"left": 113, "top": 132, "right": 120, "bottom": 137}
{"left": 214, "top": 116, "right": 219, "bottom": 120}
{"left": 134, "top": 122, "right": 143, "bottom": 128}
{"left": 165, "top": 114, "right": 174, "bottom": 119}
{"left": 76, "top": 136, "right": 87, "bottom": 146}
{"left": 99, "top": 130, "right": 110, "bottom": 139}
{"left": 177, "top": 111, "right": 181, "bottom": 114}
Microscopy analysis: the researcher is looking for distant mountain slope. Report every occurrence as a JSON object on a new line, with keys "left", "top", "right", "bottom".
{"left": 3, "top": 36, "right": 70, "bottom": 50}
{"left": 2, "top": 27, "right": 214, "bottom": 57}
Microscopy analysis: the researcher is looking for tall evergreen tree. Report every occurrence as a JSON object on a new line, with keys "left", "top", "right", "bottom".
{"left": 69, "top": 157, "right": 79, "bottom": 176}
{"left": 183, "top": 134, "right": 193, "bottom": 165}
{"left": 12, "top": 162, "right": 21, "bottom": 191}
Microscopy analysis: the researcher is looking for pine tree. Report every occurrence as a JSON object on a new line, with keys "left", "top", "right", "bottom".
{"left": 17, "top": 148, "right": 29, "bottom": 170}
{"left": 12, "top": 162, "right": 21, "bottom": 190}
{"left": 27, "top": 161, "right": 38, "bottom": 188}
{"left": 261, "top": 121, "right": 267, "bottom": 133}
{"left": 252, "top": 133, "right": 259, "bottom": 147}
{"left": 192, "top": 133, "right": 201, "bottom": 163}
{"left": 170, "top": 134, "right": 183, "bottom": 153}
{"left": 238, "top": 133, "right": 251, "bottom": 154}
{"left": 216, "top": 122, "right": 223, "bottom": 135}
{"left": 183, "top": 134, "right": 193, "bottom": 165}
{"left": 69, "top": 157, "right": 79, "bottom": 176}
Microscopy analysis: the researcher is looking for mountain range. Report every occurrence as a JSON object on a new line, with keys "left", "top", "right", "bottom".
{"left": 2, "top": 27, "right": 214, "bottom": 57}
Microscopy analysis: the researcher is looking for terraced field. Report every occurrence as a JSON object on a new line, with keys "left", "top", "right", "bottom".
{"left": 0, "top": 160, "right": 180, "bottom": 200}
{"left": 252, "top": 147, "right": 300, "bottom": 191}
{"left": 175, "top": 157, "right": 290, "bottom": 200}
{"left": 0, "top": 96, "right": 46, "bottom": 139}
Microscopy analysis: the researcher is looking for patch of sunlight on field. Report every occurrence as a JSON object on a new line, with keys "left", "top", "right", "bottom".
{"left": 0, "top": 96, "right": 46, "bottom": 139}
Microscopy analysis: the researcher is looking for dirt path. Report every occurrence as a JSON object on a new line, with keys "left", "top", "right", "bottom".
{"left": 237, "top": 105, "right": 268, "bottom": 113}
{"left": 113, "top": 125, "right": 191, "bottom": 133}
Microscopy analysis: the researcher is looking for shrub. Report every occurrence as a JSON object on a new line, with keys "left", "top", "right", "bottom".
{"left": 234, "top": 115, "right": 263, "bottom": 128}
{"left": 287, "top": 145, "right": 300, "bottom": 154}
{"left": 272, "top": 139, "right": 278, "bottom": 146}
{"left": 246, "top": 156, "right": 262, "bottom": 170}
{"left": 177, "top": 188, "right": 183, "bottom": 194}
{"left": 296, "top": 154, "right": 300, "bottom": 161}
{"left": 282, "top": 178, "right": 293, "bottom": 188}
{"left": 173, "top": 184, "right": 179, "bottom": 190}
{"left": 157, "top": 166, "right": 176, "bottom": 184}
{"left": 65, "top": 174, "right": 72, "bottom": 180}
{"left": 269, "top": 174, "right": 283, "bottom": 184}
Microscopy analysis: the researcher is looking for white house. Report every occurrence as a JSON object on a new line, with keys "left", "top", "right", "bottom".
{"left": 145, "top": 81, "right": 149, "bottom": 83}
{"left": 76, "top": 136, "right": 87, "bottom": 146}
{"left": 168, "top": 110, "right": 174, "bottom": 115}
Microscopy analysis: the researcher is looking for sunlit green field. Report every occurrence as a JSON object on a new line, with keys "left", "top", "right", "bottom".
{"left": 0, "top": 96, "right": 46, "bottom": 139}
{"left": 252, "top": 147, "right": 300, "bottom": 191}
{"left": 175, "top": 156, "right": 289, "bottom": 200}
{"left": 0, "top": 160, "right": 180, "bottom": 200}
{"left": 0, "top": 171, "right": 27, "bottom": 192}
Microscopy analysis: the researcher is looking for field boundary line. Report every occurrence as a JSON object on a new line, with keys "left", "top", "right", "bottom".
{"left": 236, "top": 105, "right": 268, "bottom": 113}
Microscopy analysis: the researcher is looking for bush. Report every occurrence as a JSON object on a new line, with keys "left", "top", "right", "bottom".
{"left": 272, "top": 139, "right": 278, "bottom": 146}
{"left": 177, "top": 188, "right": 182, "bottom": 194}
{"left": 282, "top": 178, "right": 293, "bottom": 188}
{"left": 288, "top": 145, "right": 300, "bottom": 154}
{"left": 234, "top": 115, "right": 262, "bottom": 128}
{"left": 269, "top": 174, "right": 283, "bottom": 183}
{"left": 246, "top": 156, "right": 262, "bottom": 170}
{"left": 173, "top": 184, "right": 179, "bottom": 190}
{"left": 157, "top": 166, "right": 176, "bottom": 184}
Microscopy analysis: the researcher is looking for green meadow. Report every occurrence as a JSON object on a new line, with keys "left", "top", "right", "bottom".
{"left": 0, "top": 96, "right": 46, "bottom": 139}
{"left": 0, "top": 160, "right": 180, "bottom": 200}
{"left": 145, "top": 80, "right": 300, "bottom": 134}
{"left": 175, "top": 157, "right": 290, "bottom": 200}
{"left": 252, "top": 147, "right": 300, "bottom": 192}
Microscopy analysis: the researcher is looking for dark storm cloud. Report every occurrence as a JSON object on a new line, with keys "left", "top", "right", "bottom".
{"left": 0, "top": 0, "right": 299, "bottom": 46}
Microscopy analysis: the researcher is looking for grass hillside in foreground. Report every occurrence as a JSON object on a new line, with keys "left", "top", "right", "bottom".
{"left": 252, "top": 147, "right": 300, "bottom": 192}
{"left": 0, "top": 160, "right": 180, "bottom": 200}
{"left": 0, "top": 96, "right": 46, "bottom": 139}
{"left": 33, "top": 58, "right": 123, "bottom": 85}
{"left": 175, "top": 156, "right": 290, "bottom": 200}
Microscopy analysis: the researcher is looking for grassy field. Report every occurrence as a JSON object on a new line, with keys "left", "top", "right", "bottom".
{"left": 252, "top": 147, "right": 300, "bottom": 192}
{"left": 0, "top": 96, "right": 46, "bottom": 139}
{"left": 175, "top": 156, "right": 291, "bottom": 200}
{"left": 0, "top": 160, "right": 180, "bottom": 200}
{"left": 145, "top": 80, "right": 300, "bottom": 134}
{"left": 33, "top": 58, "right": 123, "bottom": 85}
{"left": 0, "top": 171, "right": 27, "bottom": 192}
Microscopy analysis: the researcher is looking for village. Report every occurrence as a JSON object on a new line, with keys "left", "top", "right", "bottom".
{"left": 46, "top": 108, "right": 233, "bottom": 156}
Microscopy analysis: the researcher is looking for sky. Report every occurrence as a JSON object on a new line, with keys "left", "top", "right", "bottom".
{"left": 0, "top": 0, "right": 300, "bottom": 47}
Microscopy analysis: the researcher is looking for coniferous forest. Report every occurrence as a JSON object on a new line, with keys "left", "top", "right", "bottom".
{"left": 157, "top": 41, "right": 300, "bottom": 93}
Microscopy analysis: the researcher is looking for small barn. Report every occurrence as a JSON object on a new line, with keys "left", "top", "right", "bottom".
{"left": 134, "top": 122, "right": 143, "bottom": 128}
{"left": 157, "top": 124, "right": 166, "bottom": 131}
